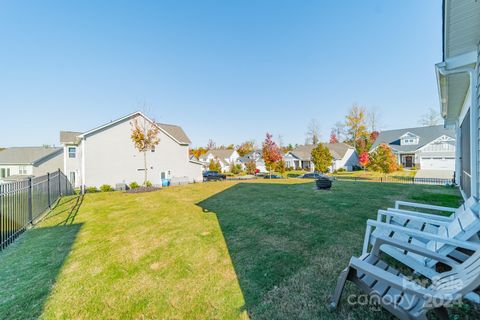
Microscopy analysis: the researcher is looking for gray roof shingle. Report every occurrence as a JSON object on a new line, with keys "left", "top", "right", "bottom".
{"left": 201, "top": 149, "right": 236, "bottom": 160}
{"left": 370, "top": 125, "right": 455, "bottom": 152}
{"left": 60, "top": 131, "right": 82, "bottom": 144}
{"left": 0, "top": 147, "right": 62, "bottom": 165}
{"left": 289, "top": 143, "right": 354, "bottom": 160}
{"left": 156, "top": 123, "right": 192, "bottom": 145}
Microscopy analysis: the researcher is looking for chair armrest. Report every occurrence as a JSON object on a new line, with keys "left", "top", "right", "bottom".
{"left": 349, "top": 257, "right": 432, "bottom": 297}
{"left": 372, "top": 235, "right": 459, "bottom": 267}
{"left": 377, "top": 210, "right": 450, "bottom": 226}
{"left": 395, "top": 200, "right": 457, "bottom": 213}
{"left": 366, "top": 219, "right": 480, "bottom": 251}
{"left": 383, "top": 208, "right": 453, "bottom": 223}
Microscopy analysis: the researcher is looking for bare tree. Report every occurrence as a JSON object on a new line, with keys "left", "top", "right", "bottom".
{"left": 332, "top": 121, "right": 347, "bottom": 142}
{"left": 305, "top": 119, "right": 320, "bottom": 145}
{"left": 206, "top": 139, "right": 216, "bottom": 150}
{"left": 419, "top": 108, "right": 442, "bottom": 126}
{"left": 277, "top": 134, "right": 284, "bottom": 148}
{"left": 367, "top": 107, "right": 382, "bottom": 132}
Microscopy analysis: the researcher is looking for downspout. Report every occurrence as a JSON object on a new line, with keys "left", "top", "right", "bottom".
{"left": 437, "top": 64, "right": 477, "bottom": 198}
{"left": 81, "top": 137, "right": 86, "bottom": 194}
{"left": 455, "top": 125, "right": 461, "bottom": 185}
{"left": 63, "top": 145, "right": 67, "bottom": 176}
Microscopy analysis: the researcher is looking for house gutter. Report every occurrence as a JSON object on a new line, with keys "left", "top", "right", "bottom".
{"left": 436, "top": 63, "right": 477, "bottom": 198}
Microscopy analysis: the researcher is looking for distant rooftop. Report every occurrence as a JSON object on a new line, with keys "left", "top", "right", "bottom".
{"left": 370, "top": 125, "right": 454, "bottom": 152}
{"left": 0, "top": 147, "right": 62, "bottom": 165}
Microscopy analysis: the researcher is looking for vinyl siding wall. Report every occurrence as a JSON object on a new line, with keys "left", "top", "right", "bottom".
{"left": 476, "top": 43, "right": 480, "bottom": 197}
{"left": 70, "top": 114, "right": 202, "bottom": 188}
{"left": 0, "top": 164, "right": 33, "bottom": 177}
{"left": 32, "top": 151, "right": 64, "bottom": 176}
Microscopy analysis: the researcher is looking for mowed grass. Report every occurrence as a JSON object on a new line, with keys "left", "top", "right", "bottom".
{"left": 0, "top": 180, "right": 475, "bottom": 319}
{"left": 332, "top": 169, "right": 416, "bottom": 178}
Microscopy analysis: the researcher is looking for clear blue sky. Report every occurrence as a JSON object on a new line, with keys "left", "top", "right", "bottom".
{"left": 0, "top": 0, "right": 442, "bottom": 148}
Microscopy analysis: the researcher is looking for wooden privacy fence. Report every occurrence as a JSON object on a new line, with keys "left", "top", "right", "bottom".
{"left": 0, "top": 169, "right": 75, "bottom": 250}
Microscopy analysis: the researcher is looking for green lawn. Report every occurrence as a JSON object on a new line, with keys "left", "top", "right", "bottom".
{"left": 331, "top": 169, "right": 416, "bottom": 178}
{"left": 0, "top": 180, "right": 477, "bottom": 319}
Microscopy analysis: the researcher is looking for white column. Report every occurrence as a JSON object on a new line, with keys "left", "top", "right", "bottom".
{"left": 455, "top": 125, "right": 461, "bottom": 185}
{"left": 63, "top": 146, "right": 67, "bottom": 175}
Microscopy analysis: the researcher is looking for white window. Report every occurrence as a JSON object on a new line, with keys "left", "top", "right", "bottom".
{"left": 68, "top": 147, "right": 76, "bottom": 158}
{"left": 0, "top": 168, "right": 10, "bottom": 178}
{"left": 402, "top": 138, "right": 418, "bottom": 145}
{"left": 19, "top": 166, "right": 27, "bottom": 175}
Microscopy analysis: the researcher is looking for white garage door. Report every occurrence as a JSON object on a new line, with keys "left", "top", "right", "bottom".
{"left": 420, "top": 157, "right": 455, "bottom": 170}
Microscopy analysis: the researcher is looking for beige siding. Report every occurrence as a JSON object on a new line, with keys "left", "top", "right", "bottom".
{"left": 32, "top": 151, "right": 64, "bottom": 176}
{"left": 64, "top": 144, "right": 82, "bottom": 188}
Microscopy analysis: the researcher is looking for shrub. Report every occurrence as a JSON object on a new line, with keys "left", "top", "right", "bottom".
{"left": 229, "top": 162, "right": 243, "bottom": 174}
{"left": 337, "top": 168, "right": 346, "bottom": 172}
{"left": 129, "top": 182, "right": 140, "bottom": 189}
{"left": 275, "top": 159, "right": 286, "bottom": 174}
{"left": 209, "top": 159, "right": 222, "bottom": 172}
{"left": 145, "top": 180, "right": 152, "bottom": 187}
{"left": 246, "top": 161, "right": 257, "bottom": 175}
{"left": 367, "top": 143, "right": 398, "bottom": 174}
{"left": 100, "top": 184, "right": 113, "bottom": 192}
{"left": 86, "top": 186, "right": 99, "bottom": 193}
{"left": 310, "top": 143, "right": 333, "bottom": 173}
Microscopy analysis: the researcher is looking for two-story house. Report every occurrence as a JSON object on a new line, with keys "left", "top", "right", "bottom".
{"left": 60, "top": 111, "right": 203, "bottom": 190}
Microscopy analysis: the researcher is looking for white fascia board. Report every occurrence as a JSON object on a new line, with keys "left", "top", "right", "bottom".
{"left": 416, "top": 135, "right": 455, "bottom": 152}
{"left": 78, "top": 111, "right": 185, "bottom": 146}
{"left": 435, "top": 52, "right": 477, "bottom": 120}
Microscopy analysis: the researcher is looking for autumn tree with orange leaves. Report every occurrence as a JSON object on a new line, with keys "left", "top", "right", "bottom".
{"left": 131, "top": 117, "right": 160, "bottom": 186}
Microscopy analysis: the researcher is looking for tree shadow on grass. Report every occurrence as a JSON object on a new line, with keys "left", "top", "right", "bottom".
{"left": 43, "top": 194, "right": 84, "bottom": 225}
{"left": 196, "top": 182, "right": 333, "bottom": 318}
{"left": 196, "top": 181, "right": 468, "bottom": 319}
{"left": 0, "top": 223, "right": 83, "bottom": 319}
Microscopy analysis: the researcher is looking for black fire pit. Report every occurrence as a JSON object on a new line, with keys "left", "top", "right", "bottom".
{"left": 316, "top": 176, "right": 332, "bottom": 190}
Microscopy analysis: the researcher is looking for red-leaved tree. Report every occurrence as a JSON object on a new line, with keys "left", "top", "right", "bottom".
{"left": 329, "top": 130, "right": 339, "bottom": 144}
{"left": 359, "top": 152, "right": 369, "bottom": 169}
{"left": 262, "top": 133, "right": 282, "bottom": 173}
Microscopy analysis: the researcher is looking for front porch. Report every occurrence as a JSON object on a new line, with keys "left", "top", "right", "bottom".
{"left": 398, "top": 153, "right": 416, "bottom": 169}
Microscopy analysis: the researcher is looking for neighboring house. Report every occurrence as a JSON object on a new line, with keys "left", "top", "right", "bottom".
{"left": 370, "top": 125, "right": 456, "bottom": 171}
{"left": 198, "top": 149, "right": 242, "bottom": 172}
{"left": 285, "top": 143, "right": 359, "bottom": 172}
{"left": 238, "top": 150, "right": 268, "bottom": 173}
{"left": 60, "top": 111, "right": 203, "bottom": 189}
{"left": 0, "top": 146, "right": 63, "bottom": 182}
{"left": 436, "top": 0, "right": 480, "bottom": 199}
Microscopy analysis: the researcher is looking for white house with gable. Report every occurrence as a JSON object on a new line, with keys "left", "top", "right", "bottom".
{"left": 198, "top": 149, "right": 242, "bottom": 172}
{"left": 60, "top": 111, "right": 203, "bottom": 190}
{"left": 370, "top": 125, "right": 456, "bottom": 172}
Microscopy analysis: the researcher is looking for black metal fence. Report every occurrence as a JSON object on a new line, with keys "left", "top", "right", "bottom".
{"left": 0, "top": 169, "right": 75, "bottom": 250}
{"left": 332, "top": 175, "right": 454, "bottom": 186}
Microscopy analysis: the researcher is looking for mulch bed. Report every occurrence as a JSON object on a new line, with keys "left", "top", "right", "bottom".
{"left": 125, "top": 186, "right": 161, "bottom": 193}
